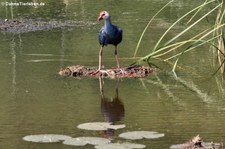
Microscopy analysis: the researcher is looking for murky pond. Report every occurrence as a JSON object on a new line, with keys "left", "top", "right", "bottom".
{"left": 0, "top": 0, "right": 225, "bottom": 148}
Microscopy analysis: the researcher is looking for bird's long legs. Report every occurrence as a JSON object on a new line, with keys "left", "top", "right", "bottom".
{"left": 100, "top": 46, "right": 120, "bottom": 70}
{"left": 99, "top": 46, "right": 103, "bottom": 70}
{"left": 115, "top": 46, "right": 126, "bottom": 75}
{"left": 96, "top": 46, "right": 110, "bottom": 76}
{"left": 115, "top": 46, "right": 120, "bottom": 68}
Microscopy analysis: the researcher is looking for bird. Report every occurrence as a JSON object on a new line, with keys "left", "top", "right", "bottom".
{"left": 97, "top": 11, "right": 123, "bottom": 70}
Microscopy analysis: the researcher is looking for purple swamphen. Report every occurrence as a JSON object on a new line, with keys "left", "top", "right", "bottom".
{"left": 97, "top": 11, "right": 123, "bottom": 70}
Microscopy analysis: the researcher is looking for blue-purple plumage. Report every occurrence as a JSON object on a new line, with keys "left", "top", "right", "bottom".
{"left": 98, "top": 17, "right": 122, "bottom": 47}
{"left": 97, "top": 11, "right": 122, "bottom": 70}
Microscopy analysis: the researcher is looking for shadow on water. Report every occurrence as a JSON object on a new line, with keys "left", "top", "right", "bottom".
{"left": 99, "top": 77, "right": 125, "bottom": 137}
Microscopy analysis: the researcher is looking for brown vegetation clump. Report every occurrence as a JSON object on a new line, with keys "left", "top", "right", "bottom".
{"left": 58, "top": 65, "right": 154, "bottom": 79}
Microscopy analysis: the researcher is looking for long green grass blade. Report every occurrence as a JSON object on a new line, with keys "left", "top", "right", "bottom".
{"left": 151, "top": 6, "right": 224, "bottom": 61}
{"left": 153, "top": 27, "right": 212, "bottom": 58}
{"left": 172, "top": 57, "right": 179, "bottom": 76}
{"left": 164, "top": 3, "right": 221, "bottom": 47}
{"left": 152, "top": 0, "right": 216, "bottom": 52}
{"left": 153, "top": 40, "right": 201, "bottom": 58}
{"left": 133, "top": 0, "right": 174, "bottom": 57}
{"left": 137, "top": 25, "right": 213, "bottom": 62}
{"left": 157, "top": 24, "right": 225, "bottom": 58}
{"left": 186, "top": 0, "right": 208, "bottom": 24}
{"left": 164, "top": 35, "right": 221, "bottom": 61}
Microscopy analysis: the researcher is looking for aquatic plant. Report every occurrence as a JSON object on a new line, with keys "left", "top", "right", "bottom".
{"left": 119, "top": 131, "right": 165, "bottom": 140}
{"left": 23, "top": 130, "right": 164, "bottom": 148}
{"left": 23, "top": 134, "right": 72, "bottom": 143}
{"left": 134, "top": 0, "right": 225, "bottom": 75}
{"left": 211, "top": 0, "right": 225, "bottom": 75}
{"left": 63, "top": 137, "right": 111, "bottom": 146}
{"left": 77, "top": 122, "right": 126, "bottom": 130}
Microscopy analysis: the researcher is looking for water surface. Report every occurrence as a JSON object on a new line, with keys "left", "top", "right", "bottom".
{"left": 0, "top": 0, "right": 225, "bottom": 148}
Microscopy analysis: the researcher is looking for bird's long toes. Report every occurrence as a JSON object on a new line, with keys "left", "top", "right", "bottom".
{"left": 116, "top": 68, "right": 125, "bottom": 75}
{"left": 90, "top": 69, "right": 100, "bottom": 75}
{"left": 99, "top": 70, "right": 110, "bottom": 76}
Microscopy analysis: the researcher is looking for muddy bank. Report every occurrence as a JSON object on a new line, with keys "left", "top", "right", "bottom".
{"left": 0, "top": 19, "right": 96, "bottom": 33}
{"left": 58, "top": 65, "right": 154, "bottom": 79}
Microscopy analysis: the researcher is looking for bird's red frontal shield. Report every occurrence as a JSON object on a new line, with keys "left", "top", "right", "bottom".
{"left": 98, "top": 11, "right": 105, "bottom": 22}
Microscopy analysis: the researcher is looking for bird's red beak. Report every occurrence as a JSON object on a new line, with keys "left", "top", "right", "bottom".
{"left": 98, "top": 16, "right": 103, "bottom": 22}
{"left": 98, "top": 11, "right": 105, "bottom": 22}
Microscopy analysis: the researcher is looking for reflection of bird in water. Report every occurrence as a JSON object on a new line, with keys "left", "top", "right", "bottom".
{"left": 99, "top": 77, "right": 125, "bottom": 137}
{"left": 99, "top": 77, "right": 124, "bottom": 123}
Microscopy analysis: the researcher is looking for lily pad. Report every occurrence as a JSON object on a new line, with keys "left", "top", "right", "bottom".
{"left": 63, "top": 137, "right": 111, "bottom": 146}
{"left": 77, "top": 122, "right": 125, "bottom": 131}
{"left": 23, "top": 134, "right": 72, "bottom": 143}
{"left": 119, "top": 131, "right": 164, "bottom": 140}
{"left": 95, "top": 142, "right": 146, "bottom": 149}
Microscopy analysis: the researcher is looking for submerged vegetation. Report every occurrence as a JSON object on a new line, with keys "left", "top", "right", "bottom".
{"left": 134, "top": 0, "right": 225, "bottom": 76}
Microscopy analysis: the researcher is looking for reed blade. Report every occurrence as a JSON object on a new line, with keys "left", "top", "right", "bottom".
{"left": 133, "top": 0, "right": 174, "bottom": 57}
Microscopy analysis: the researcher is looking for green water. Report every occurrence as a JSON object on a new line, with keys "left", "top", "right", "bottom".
{"left": 0, "top": 0, "right": 225, "bottom": 148}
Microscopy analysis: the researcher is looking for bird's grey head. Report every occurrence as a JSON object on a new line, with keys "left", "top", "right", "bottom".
{"left": 98, "top": 11, "right": 110, "bottom": 22}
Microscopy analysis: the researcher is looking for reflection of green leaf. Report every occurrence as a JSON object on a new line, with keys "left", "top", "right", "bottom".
{"left": 63, "top": 137, "right": 110, "bottom": 146}
{"left": 77, "top": 122, "right": 125, "bottom": 131}
{"left": 119, "top": 131, "right": 164, "bottom": 140}
{"left": 95, "top": 142, "right": 146, "bottom": 149}
{"left": 23, "top": 134, "right": 72, "bottom": 143}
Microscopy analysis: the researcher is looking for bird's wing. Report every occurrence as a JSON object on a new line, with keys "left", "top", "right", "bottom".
{"left": 99, "top": 25, "right": 123, "bottom": 46}
{"left": 115, "top": 27, "right": 122, "bottom": 39}
{"left": 114, "top": 26, "right": 123, "bottom": 45}
{"left": 99, "top": 27, "right": 106, "bottom": 45}
{"left": 99, "top": 27, "right": 114, "bottom": 46}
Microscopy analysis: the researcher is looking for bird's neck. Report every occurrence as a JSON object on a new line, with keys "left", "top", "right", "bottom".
{"left": 104, "top": 17, "right": 112, "bottom": 31}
